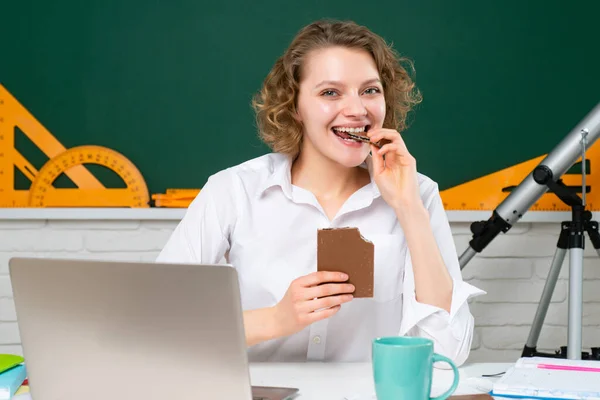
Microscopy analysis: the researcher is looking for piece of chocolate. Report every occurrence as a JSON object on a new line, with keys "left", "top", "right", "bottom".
{"left": 346, "top": 132, "right": 379, "bottom": 147}
{"left": 317, "top": 227, "right": 374, "bottom": 298}
{"left": 345, "top": 132, "right": 392, "bottom": 148}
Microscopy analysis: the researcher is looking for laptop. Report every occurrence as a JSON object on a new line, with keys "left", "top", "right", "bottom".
{"left": 9, "top": 257, "right": 299, "bottom": 400}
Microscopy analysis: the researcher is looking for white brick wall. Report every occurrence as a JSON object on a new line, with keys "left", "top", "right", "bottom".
{"left": 1, "top": 219, "right": 599, "bottom": 364}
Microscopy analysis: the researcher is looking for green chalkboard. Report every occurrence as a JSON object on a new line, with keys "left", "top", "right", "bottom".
{"left": 2, "top": 0, "right": 599, "bottom": 199}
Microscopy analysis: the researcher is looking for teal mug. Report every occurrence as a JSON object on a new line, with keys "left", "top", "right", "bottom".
{"left": 372, "top": 337, "right": 459, "bottom": 400}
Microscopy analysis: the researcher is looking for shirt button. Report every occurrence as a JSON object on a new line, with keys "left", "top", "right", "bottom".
{"left": 312, "top": 335, "right": 321, "bottom": 344}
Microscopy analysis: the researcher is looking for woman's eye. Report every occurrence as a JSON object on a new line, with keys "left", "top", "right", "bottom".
{"left": 322, "top": 90, "right": 338, "bottom": 96}
{"left": 364, "top": 87, "right": 381, "bottom": 95}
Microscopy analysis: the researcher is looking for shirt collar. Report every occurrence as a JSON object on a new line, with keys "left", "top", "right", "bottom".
{"left": 257, "top": 152, "right": 381, "bottom": 199}
{"left": 257, "top": 153, "right": 294, "bottom": 199}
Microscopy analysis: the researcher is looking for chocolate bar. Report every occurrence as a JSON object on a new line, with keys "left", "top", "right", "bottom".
{"left": 317, "top": 227, "right": 374, "bottom": 298}
{"left": 346, "top": 132, "right": 392, "bottom": 148}
{"left": 346, "top": 132, "right": 380, "bottom": 147}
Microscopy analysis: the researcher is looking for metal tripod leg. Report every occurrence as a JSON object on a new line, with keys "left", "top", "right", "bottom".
{"left": 568, "top": 247, "right": 584, "bottom": 359}
{"left": 522, "top": 225, "right": 569, "bottom": 357}
{"left": 522, "top": 248, "right": 567, "bottom": 356}
{"left": 567, "top": 205, "right": 587, "bottom": 360}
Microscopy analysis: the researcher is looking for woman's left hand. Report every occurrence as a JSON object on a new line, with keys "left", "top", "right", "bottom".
{"left": 367, "top": 128, "right": 422, "bottom": 212}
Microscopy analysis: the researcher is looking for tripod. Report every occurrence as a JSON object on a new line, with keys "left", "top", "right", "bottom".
{"left": 521, "top": 172, "right": 600, "bottom": 360}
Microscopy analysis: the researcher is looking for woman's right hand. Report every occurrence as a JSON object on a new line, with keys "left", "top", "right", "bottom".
{"left": 272, "top": 271, "right": 355, "bottom": 338}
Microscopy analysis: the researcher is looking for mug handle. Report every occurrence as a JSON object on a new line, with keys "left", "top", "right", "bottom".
{"left": 429, "top": 353, "right": 459, "bottom": 400}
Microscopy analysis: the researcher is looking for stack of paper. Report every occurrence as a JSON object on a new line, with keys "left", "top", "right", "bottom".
{"left": 491, "top": 357, "right": 600, "bottom": 399}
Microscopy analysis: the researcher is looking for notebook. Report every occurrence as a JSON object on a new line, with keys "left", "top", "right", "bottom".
{"left": 0, "top": 363, "right": 27, "bottom": 400}
{"left": 0, "top": 354, "right": 24, "bottom": 374}
{"left": 491, "top": 357, "right": 600, "bottom": 399}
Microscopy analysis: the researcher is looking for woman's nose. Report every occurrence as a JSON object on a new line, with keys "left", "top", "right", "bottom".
{"left": 342, "top": 94, "right": 367, "bottom": 117}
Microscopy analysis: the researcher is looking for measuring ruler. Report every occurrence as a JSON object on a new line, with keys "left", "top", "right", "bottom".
{"left": 0, "top": 84, "right": 149, "bottom": 207}
{"left": 152, "top": 189, "right": 200, "bottom": 208}
{"left": 440, "top": 143, "right": 599, "bottom": 211}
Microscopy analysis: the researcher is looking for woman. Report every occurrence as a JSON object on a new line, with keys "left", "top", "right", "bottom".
{"left": 157, "top": 19, "right": 484, "bottom": 365}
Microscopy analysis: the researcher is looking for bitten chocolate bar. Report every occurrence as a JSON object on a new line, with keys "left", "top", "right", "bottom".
{"left": 346, "top": 132, "right": 380, "bottom": 147}
{"left": 345, "top": 132, "right": 391, "bottom": 148}
{"left": 317, "top": 227, "right": 374, "bottom": 298}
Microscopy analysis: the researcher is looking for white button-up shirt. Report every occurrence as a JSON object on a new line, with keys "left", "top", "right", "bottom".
{"left": 156, "top": 152, "right": 485, "bottom": 365}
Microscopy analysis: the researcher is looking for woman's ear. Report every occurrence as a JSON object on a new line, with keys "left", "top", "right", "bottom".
{"left": 292, "top": 107, "right": 302, "bottom": 123}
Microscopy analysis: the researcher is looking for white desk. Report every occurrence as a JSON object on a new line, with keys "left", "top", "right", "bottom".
{"left": 14, "top": 362, "right": 512, "bottom": 400}
{"left": 249, "top": 362, "right": 512, "bottom": 399}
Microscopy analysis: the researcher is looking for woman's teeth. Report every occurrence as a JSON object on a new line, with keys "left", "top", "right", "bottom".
{"left": 333, "top": 126, "right": 366, "bottom": 133}
{"left": 332, "top": 126, "right": 369, "bottom": 144}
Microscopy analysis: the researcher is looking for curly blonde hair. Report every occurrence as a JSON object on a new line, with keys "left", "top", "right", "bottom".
{"left": 252, "top": 19, "right": 423, "bottom": 157}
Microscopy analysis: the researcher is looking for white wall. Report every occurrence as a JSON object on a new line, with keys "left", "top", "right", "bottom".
{"left": 1, "top": 218, "right": 599, "bottom": 363}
